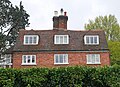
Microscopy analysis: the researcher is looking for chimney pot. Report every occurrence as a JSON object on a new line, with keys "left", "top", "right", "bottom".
{"left": 53, "top": 9, "right": 68, "bottom": 30}
{"left": 60, "top": 8, "right": 64, "bottom": 15}
{"left": 54, "top": 11, "right": 58, "bottom": 16}
{"left": 64, "top": 12, "right": 67, "bottom": 16}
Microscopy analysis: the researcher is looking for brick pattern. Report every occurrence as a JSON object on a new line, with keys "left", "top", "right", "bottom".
{"left": 13, "top": 52, "right": 110, "bottom": 68}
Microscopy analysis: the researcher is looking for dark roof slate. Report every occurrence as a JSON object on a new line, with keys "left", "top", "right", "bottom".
{"left": 13, "top": 29, "right": 109, "bottom": 52}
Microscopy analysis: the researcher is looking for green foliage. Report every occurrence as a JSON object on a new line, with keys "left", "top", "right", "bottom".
{"left": 85, "top": 15, "right": 120, "bottom": 41}
{"left": 108, "top": 41, "right": 120, "bottom": 65}
{"left": 0, "top": 68, "right": 16, "bottom": 87}
{"left": 0, "top": 0, "right": 29, "bottom": 54}
{"left": 0, "top": 66, "right": 120, "bottom": 87}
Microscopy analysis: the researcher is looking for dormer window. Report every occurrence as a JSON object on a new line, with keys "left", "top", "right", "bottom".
{"left": 54, "top": 35, "right": 69, "bottom": 44}
{"left": 84, "top": 35, "right": 99, "bottom": 45}
{"left": 24, "top": 35, "right": 39, "bottom": 45}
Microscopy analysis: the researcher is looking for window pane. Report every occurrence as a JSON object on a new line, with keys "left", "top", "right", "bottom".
{"left": 33, "top": 37, "right": 37, "bottom": 43}
{"left": 95, "top": 54, "right": 100, "bottom": 63}
{"left": 59, "top": 55, "right": 63, "bottom": 63}
{"left": 63, "top": 54, "right": 68, "bottom": 63}
{"left": 56, "top": 36, "right": 59, "bottom": 44}
{"left": 25, "top": 37, "right": 29, "bottom": 44}
{"left": 87, "top": 55, "right": 91, "bottom": 63}
{"left": 92, "top": 54, "right": 95, "bottom": 63}
{"left": 64, "top": 36, "right": 67, "bottom": 44}
{"left": 32, "top": 56, "right": 35, "bottom": 63}
{"left": 86, "top": 37, "right": 89, "bottom": 44}
{"left": 55, "top": 35, "right": 69, "bottom": 44}
{"left": 94, "top": 37, "right": 97, "bottom": 44}
{"left": 91, "top": 37, "right": 94, "bottom": 44}
{"left": 27, "top": 56, "right": 31, "bottom": 63}
{"left": 55, "top": 55, "right": 59, "bottom": 63}
{"left": 6, "top": 58, "right": 10, "bottom": 64}
{"left": 87, "top": 54, "right": 100, "bottom": 64}
{"left": 24, "top": 56, "right": 26, "bottom": 63}
{"left": 60, "top": 36, "right": 63, "bottom": 44}
{"left": 29, "top": 37, "right": 32, "bottom": 43}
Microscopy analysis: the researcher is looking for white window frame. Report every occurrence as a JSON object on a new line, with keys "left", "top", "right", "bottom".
{"left": 0, "top": 54, "right": 12, "bottom": 65}
{"left": 24, "top": 35, "right": 39, "bottom": 45}
{"left": 4, "top": 54, "right": 12, "bottom": 65}
{"left": 54, "top": 54, "right": 69, "bottom": 64}
{"left": 54, "top": 35, "right": 69, "bottom": 44}
{"left": 86, "top": 54, "right": 101, "bottom": 64}
{"left": 84, "top": 35, "right": 99, "bottom": 45}
{"left": 22, "top": 55, "right": 36, "bottom": 65}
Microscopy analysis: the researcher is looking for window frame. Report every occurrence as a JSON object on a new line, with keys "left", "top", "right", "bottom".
{"left": 24, "top": 35, "right": 39, "bottom": 45}
{"left": 4, "top": 54, "right": 12, "bottom": 65}
{"left": 84, "top": 35, "right": 99, "bottom": 45}
{"left": 54, "top": 35, "right": 69, "bottom": 44}
{"left": 22, "top": 55, "right": 36, "bottom": 65}
{"left": 86, "top": 54, "right": 101, "bottom": 64}
{"left": 0, "top": 54, "right": 12, "bottom": 65}
{"left": 54, "top": 54, "right": 69, "bottom": 64}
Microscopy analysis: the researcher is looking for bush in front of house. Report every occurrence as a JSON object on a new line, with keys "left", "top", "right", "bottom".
{"left": 0, "top": 65, "right": 119, "bottom": 87}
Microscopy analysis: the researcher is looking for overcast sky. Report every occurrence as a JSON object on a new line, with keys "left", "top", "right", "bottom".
{"left": 10, "top": 0, "right": 120, "bottom": 30}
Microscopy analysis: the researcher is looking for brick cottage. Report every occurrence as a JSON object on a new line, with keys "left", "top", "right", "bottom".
{"left": 12, "top": 9, "right": 110, "bottom": 68}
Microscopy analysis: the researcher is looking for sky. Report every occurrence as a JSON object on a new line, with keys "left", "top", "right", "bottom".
{"left": 10, "top": 0, "right": 120, "bottom": 30}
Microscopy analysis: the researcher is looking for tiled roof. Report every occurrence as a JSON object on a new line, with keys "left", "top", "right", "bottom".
{"left": 13, "top": 29, "right": 109, "bottom": 52}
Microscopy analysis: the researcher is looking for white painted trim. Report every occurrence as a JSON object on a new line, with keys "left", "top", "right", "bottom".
{"left": 54, "top": 35, "right": 69, "bottom": 44}
{"left": 21, "top": 63, "right": 37, "bottom": 65}
{"left": 87, "top": 62, "right": 101, "bottom": 64}
{"left": 23, "top": 35, "right": 39, "bottom": 45}
{"left": 54, "top": 54, "right": 69, "bottom": 64}
{"left": 54, "top": 63, "right": 69, "bottom": 65}
{"left": 86, "top": 54, "right": 101, "bottom": 64}
{"left": 84, "top": 35, "right": 99, "bottom": 45}
{"left": 22, "top": 55, "right": 36, "bottom": 64}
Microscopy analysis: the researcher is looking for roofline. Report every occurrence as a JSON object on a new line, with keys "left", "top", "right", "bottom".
{"left": 20, "top": 29, "right": 104, "bottom": 32}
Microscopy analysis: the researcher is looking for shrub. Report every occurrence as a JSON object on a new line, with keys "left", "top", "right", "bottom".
{"left": 0, "top": 66, "right": 119, "bottom": 87}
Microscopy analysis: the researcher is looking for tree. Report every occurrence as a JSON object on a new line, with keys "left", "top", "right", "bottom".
{"left": 0, "top": 0, "right": 29, "bottom": 52}
{"left": 7, "top": 1, "right": 30, "bottom": 45}
{"left": 108, "top": 41, "right": 120, "bottom": 65}
{"left": 85, "top": 15, "right": 120, "bottom": 41}
{"left": 0, "top": 0, "right": 30, "bottom": 65}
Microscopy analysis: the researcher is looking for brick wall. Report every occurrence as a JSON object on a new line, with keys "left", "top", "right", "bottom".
{"left": 13, "top": 52, "right": 110, "bottom": 68}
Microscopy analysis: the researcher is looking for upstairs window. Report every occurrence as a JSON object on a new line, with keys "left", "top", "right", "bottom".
{"left": 24, "top": 35, "right": 39, "bottom": 45}
{"left": 22, "top": 55, "right": 36, "bottom": 65}
{"left": 54, "top": 54, "right": 68, "bottom": 64}
{"left": 86, "top": 54, "right": 100, "bottom": 64}
{"left": 54, "top": 35, "right": 69, "bottom": 44}
{"left": 84, "top": 35, "right": 99, "bottom": 45}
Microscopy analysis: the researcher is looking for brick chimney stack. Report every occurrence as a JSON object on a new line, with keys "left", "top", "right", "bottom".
{"left": 53, "top": 8, "right": 68, "bottom": 30}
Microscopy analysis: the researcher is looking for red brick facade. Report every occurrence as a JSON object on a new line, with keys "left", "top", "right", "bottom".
{"left": 12, "top": 9, "right": 110, "bottom": 68}
{"left": 13, "top": 51, "right": 110, "bottom": 68}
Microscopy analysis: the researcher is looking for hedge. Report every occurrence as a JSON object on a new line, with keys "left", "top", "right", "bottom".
{"left": 0, "top": 65, "right": 120, "bottom": 87}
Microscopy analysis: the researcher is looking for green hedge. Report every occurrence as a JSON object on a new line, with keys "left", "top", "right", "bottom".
{"left": 0, "top": 66, "right": 120, "bottom": 87}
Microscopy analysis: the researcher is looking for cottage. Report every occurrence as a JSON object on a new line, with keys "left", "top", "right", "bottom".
{"left": 12, "top": 9, "right": 110, "bottom": 68}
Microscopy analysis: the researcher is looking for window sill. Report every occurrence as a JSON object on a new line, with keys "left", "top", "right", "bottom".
{"left": 87, "top": 62, "right": 101, "bottom": 64}
{"left": 23, "top": 44, "right": 38, "bottom": 45}
{"left": 21, "top": 63, "right": 37, "bottom": 65}
{"left": 54, "top": 43, "right": 69, "bottom": 45}
{"left": 84, "top": 44, "right": 99, "bottom": 45}
{"left": 54, "top": 63, "right": 69, "bottom": 65}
